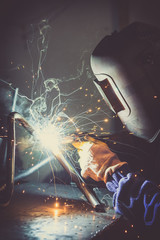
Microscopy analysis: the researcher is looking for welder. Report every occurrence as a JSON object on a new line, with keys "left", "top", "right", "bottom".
{"left": 75, "top": 22, "right": 160, "bottom": 236}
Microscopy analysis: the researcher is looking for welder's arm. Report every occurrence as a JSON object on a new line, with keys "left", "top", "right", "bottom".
{"left": 76, "top": 137, "right": 160, "bottom": 228}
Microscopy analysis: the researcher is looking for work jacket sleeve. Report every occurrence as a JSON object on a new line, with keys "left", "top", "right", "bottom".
{"left": 106, "top": 165, "right": 160, "bottom": 228}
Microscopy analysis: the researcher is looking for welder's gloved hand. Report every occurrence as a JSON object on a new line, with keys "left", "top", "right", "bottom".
{"left": 73, "top": 136, "right": 127, "bottom": 183}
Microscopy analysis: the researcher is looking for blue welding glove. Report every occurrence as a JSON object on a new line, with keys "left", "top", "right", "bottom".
{"left": 75, "top": 136, "right": 127, "bottom": 183}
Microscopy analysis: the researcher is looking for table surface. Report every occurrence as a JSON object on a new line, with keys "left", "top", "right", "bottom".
{"left": 0, "top": 183, "right": 119, "bottom": 240}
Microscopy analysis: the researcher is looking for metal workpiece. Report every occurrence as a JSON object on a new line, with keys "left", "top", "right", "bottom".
{"left": 0, "top": 113, "right": 16, "bottom": 206}
{"left": 52, "top": 151, "right": 105, "bottom": 211}
{"left": 0, "top": 112, "right": 105, "bottom": 211}
{"left": 0, "top": 112, "right": 34, "bottom": 206}
{"left": 78, "top": 182, "right": 105, "bottom": 212}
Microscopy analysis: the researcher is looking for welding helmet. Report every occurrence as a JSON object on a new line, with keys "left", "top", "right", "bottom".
{"left": 91, "top": 22, "right": 160, "bottom": 142}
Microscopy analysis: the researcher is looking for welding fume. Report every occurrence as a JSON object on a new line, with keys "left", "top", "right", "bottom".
{"left": 73, "top": 22, "right": 160, "bottom": 236}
